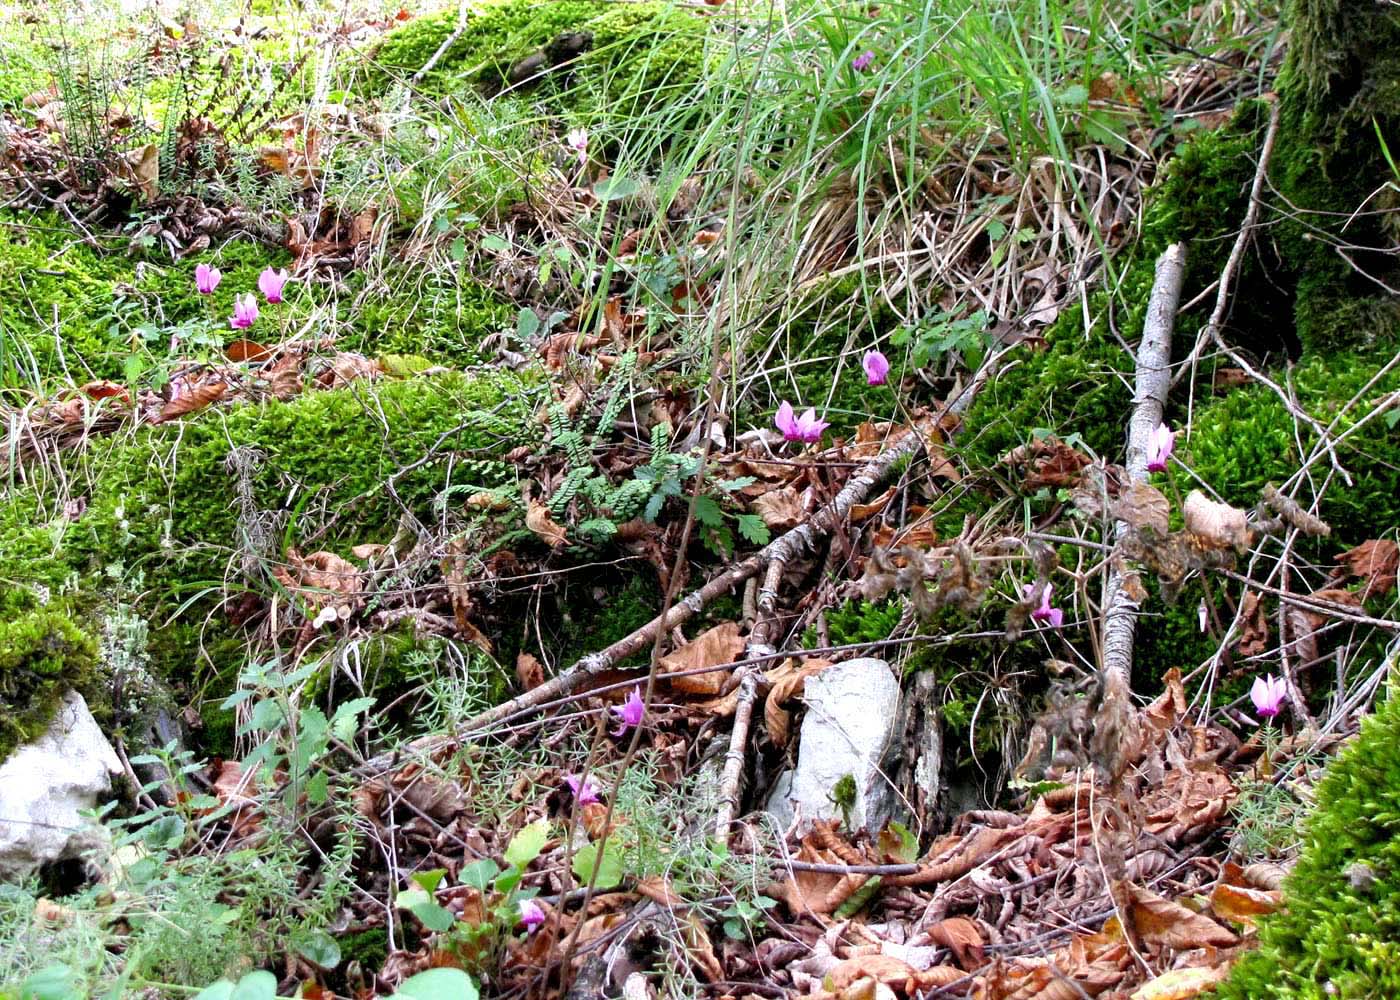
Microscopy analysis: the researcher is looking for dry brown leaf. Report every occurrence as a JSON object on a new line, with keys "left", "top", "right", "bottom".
{"left": 77, "top": 380, "right": 129, "bottom": 402}
{"left": 679, "top": 910, "right": 724, "bottom": 982}
{"left": 1113, "top": 481, "right": 1170, "bottom": 535}
{"left": 525, "top": 498, "right": 569, "bottom": 548}
{"left": 1333, "top": 539, "right": 1398, "bottom": 598}
{"left": 827, "top": 954, "right": 956, "bottom": 993}
{"left": 851, "top": 485, "right": 896, "bottom": 523}
{"left": 123, "top": 143, "right": 160, "bottom": 202}
{"left": 318, "top": 352, "right": 378, "bottom": 388}
{"left": 1130, "top": 966, "right": 1231, "bottom": 1000}
{"left": 273, "top": 548, "right": 362, "bottom": 614}
{"left": 752, "top": 487, "right": 805, "bottom": 530}
{"left": 466, "top": 491, "right": 514, "bottom": 512}
{"left": 659, "top": 621, "right": 745, "bottom": 695}
{"left": 1183, "top": 491, "right": 1251, "bottom": 551}
{"left": 764, "top": 657, "right": 832, "bottom": 747}
{"left": 1143, "top": 668, "right": 1187, "bottom": 732}
{"left": 1236, "top": 590, "right": 1270, "bottom": 657}
{"left": 1120, "top": 882, "right": 1238, "bottom": 949}
{"left": 1209, "top": 881, "right": 1282, "bottom": 926}
{"left": 1012, "top": 437, "right": 1091, "bottom": 489}
{"left": 516, "top": 652, "right": 545, "bottom": 691}
{"left": 226, "top": 339, "right": 273, "bottom": 364}
{"left": 156, "top": 380, "right": 227, "bottom": 422}
{"left": 927, "top": 916, "right": 985, "bottom": 969}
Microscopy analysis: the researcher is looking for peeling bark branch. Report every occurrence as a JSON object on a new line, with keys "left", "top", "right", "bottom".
{"left": 1101, "top": 243, "right": 1186, "bottom": 691}
{"left": 359, "top": 428, "right": 927, "bottom": 777}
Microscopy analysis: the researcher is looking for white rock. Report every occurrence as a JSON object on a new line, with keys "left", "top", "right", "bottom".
{"left": 765, "top": 657, "right": 903, "bottom": 835}
{"left": 0, "top": 692, "right": 121, "bottom": 880}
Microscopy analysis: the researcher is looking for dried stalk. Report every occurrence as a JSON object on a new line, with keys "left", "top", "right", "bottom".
{"left": 358, "top": 428, "right": 927, "bottom": 777}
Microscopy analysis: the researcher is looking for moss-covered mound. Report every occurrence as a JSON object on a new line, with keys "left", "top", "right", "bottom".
{"left": 1215, "top": 688, "right": 1400, "bottom": 999}
{"left": 0, "top": 213, "right": 516, "bottom": 388}
{"left": 0, "top": 369, "right": 540, "bottom": 682}
{"left": 364, "top": 0, "right": 710, "bottom": 113}
{"left": 0, "top": 590, "right": 99, "bottom": 761}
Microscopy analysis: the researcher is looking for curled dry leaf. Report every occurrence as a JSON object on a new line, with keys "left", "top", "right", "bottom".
{"left": 77, "top": 380, "right": 130, "bottom": 402}
{"left": 226, "top": 339, "right": 273, "bottom": 363}
{"left": 1113, "top": 481, "right": 1170, "bottom": 536}
{"left": 516, "top": 651, "right": 545, "bottom": 691}
{"left": 525, "top": 498, "right": 569, "bottom": 548}
{"left": 273, "top": 548, "right": 362, "bottom": 615}
{"left": 659, "top": 621, "right": 746, "bottom": 695}
{"left": 1129, "top": 966, "right": 1231, "bottom": 1000}
{"left": 1117, "top": 882, "right": 1238, "bottom": 950}
{"left": 752, "top": 486, "right": 806, "bottom": 530}
{"left": 1182, "top": 490, "right": 1251, "bottom": 551}
{"left": 1333, "top": 538, "right": 1398, "bottom": 598}
{"left": 1208, "top": 881, "right": 1282, "bottom": 926}
{"left": 1236, "top": 590, "right": 1270, "bottom": 657}
{"left": 156, "top": 380, "right": 227, "bottom": 423}
{"left": 764, "top": 657, "right": 833, "bottom": 747}
{"left": 926, "top": 916, "right": 985, "bottom": 969}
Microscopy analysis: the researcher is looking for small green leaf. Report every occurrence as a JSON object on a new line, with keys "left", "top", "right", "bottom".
{"left": 481, "top": 234, "right": 510, "bottom": 254}
{"left": 450, "top": 236, "right": 466, "bottom": 263}
{"left": 411, "top": 869, "right": 447, "bottom": 893}
{"left": 388, "top": 968, "right": 479, "bottom": 1000}
{"left": 459, "top": 858, "right": 501, "bottom": 890}
{"left": 329, "top": 697, "right": 376, "bottom": 743}
{"left": 503, "top": 819, "right": 550, "bottom": 869}
{"left": 19, "top": 965, "right": 82, "bottom": 1000}
{"left": 572, "top": 841, "right": 623, "bottom": 890}
{"left": 397, "top": 887, "right": 455, "bottom": 932}
{"left": 693, "top": 495, "right": 724, "bottom": 528}
{"left": 229, "top": 971, "right": 277, "bottom": 1000}
{"left": 736, "top": 514, "right": 770, "bottom": 546}
{"left": 291, "top": 929, "right": 342, "bottom": 970}
{"left": 515, "top": 307, "right": 540, "bottom": 340}
{"left": 593, "top": 176, "right": 641, "bottom": 202}
{"left": 190, "top": 981, "right": 235, "bottom": 1000}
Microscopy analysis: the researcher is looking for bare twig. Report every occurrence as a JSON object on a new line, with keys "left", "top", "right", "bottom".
{"left": 1101, "top": 243, "right": 1185, "bottom": 691}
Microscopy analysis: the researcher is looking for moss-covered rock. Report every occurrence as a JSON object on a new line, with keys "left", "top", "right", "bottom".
{"left": 0, "top": 590, "right": 99, "bottom": 761}
{"left": 1214, "top": 687, "right": 1400, "bottom": 999}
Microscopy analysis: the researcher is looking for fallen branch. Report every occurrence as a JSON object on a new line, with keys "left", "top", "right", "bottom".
{"left": 1101, "top": 243, "right": 1185, "bottom": 691}
{"left": 358, "top": 427, "right": 927, "bottom": 777}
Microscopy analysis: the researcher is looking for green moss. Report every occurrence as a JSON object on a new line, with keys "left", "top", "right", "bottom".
{"left": 0, "top": 370, "right": 542, "bottom": 686}
{"left": 340, "top": 268, "right": 513, "bottom": 365}
{"left": 0, "top": 590, "right": 99, "bottom": 761}
{"left": 551, "top": 572, "right": 660, "bottom": 669}
{"left": 750, "top": 273, "right": 904, "bottom": 436}
{"left": 1268, "top": 0, "right": 1400, "bottom": 353}
{"left": 0, "top": 212, "right": 284, "bottom": 387}
{"left": 1213, "top": 686, "right": 1400, "bottom": 999}
{"left": 1183, "top": 349, "right": 1400, "bottom": 543}
{"left": 957, "top": 314, "right": 1134, "bottom": 472}
{"left": 363, "top": 0, "right": 709, "bottom": 114}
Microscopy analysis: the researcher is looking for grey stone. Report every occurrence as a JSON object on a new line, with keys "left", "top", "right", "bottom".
{"left": 765, "top": 657, "right": 904, "bottom": 835}
{"left": 0, "top": 692, "right": 121, "bottom": 881}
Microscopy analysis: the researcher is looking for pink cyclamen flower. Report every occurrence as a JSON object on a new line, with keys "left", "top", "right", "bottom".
{"left": 1146, "top": 422, "right": 1175, "bottom": 473}
{"left": 852, "top": 50, "right": 875, "bottom": 72}
{"left": 774, "top": 401, "right": 830, "bottom": 444}
{"left": 611, "top": 687, "right": 645, "bottom": 737}
{"left": 228, "top": 293, "right": 259, "bottom": 329}
{"left": 565, "top": 774, "right": 600, "bottom": 806}
{"left": 195, "top": 264, "right": 221, "bottom": 295}
{"left": 258, "top": 267, "right": 289, "bottom": 304}
{"left": 1023, "top": 582, "right": 1064, "bottom": 628}
{"left": 1250, "top": 674, "right": 1288, "bottom": 719}
{"left": 565, "top": 128, "right": 588, "bottom": 167}
{"left": 863, "top": 350, "right": 890, "bottom": 386}
{"left": 518, "top": 899, "right": 546, "bottom": 932}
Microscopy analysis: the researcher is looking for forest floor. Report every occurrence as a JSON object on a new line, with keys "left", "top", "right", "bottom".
{"left": 0, "top": 1, "right": 1398, "bottom": 999}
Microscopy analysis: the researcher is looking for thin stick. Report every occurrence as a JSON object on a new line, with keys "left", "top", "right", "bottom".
{"left": 1101, "top": 243, "right": 1185, "bottom": 691}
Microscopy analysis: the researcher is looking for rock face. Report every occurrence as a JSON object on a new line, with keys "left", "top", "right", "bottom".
{"left": 766, "top": 658, "right": 904, "bottom": 835}
{"left": 0, "top": 691, "right": 121, "bottom": 880}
